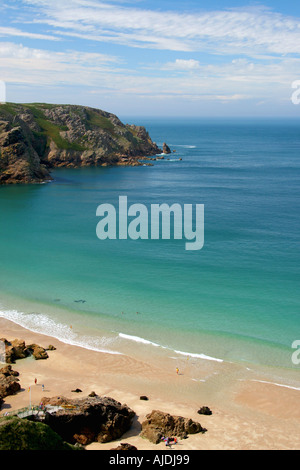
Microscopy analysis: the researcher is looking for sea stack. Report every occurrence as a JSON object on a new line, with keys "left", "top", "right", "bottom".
{"left": 163, "top": 142, "right": 171, "bottom": 154}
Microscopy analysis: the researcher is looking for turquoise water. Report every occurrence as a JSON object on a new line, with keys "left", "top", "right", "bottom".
{"left": 0, "top": 117, "right": 299, "bottom": 369}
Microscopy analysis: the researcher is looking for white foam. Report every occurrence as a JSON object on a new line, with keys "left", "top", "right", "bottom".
{"left": 0, "top": 308, "right": 122, "bottom": 356}
{"left": 174, "top": 145, "right": 196, "bottom": 149}
{"left": 251, "top": 379, "right": 300, "bottom": 391}
{"left": 118, "top": 333, "right": 161, "bottom": 348}
{"left": 174, "top": 349, "right": 223, "bottom": 363}
{"left": 0, "top": 308, "right": 223, "bottom": 363}
{"left": 118, "top": 333, "right": 223, "bottom": 363}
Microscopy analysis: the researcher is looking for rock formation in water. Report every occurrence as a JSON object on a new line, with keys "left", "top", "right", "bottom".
{"left": 162, "top": 142, "right": 171, "bottom": 154}
{"left": 0, "top": 103, "right": 162, "bottom": 184}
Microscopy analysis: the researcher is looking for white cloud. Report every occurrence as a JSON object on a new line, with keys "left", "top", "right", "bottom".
{"left": 164, "top": 59, "right": 201, "bottom": 71}
{"left": 0, "top": 26, "right": 59, "bottom": 41}
{"left": 20, "top": 1, "right": 300, "bottom": 55}
{"left": 2, "top": 1, "right": 300, "bottom": 114}
{"left": 0, "top": 42, "right": 123, "bottom": 86}
{"left": 1, "top": 41, "right": 298, "bottom": 104}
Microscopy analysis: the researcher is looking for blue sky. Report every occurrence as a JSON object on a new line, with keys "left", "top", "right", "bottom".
{"left": 1, "top": 0, "right": 300, "bottom": 117}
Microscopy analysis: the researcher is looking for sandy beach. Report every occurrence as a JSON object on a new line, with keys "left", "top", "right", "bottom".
{"left": 1, "top": 316, "right": 300, "bottom": 450}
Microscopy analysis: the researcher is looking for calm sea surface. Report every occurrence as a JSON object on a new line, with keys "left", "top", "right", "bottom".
{"left": 0, "top": 117, "right": 299, "bottom": 370}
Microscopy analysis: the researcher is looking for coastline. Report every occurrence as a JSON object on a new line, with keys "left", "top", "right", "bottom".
{"left": 0, "top": 288, "right": 296, "bottom": 371}
{"left": 1, "top": 316, "right": 300, "bottom": 450}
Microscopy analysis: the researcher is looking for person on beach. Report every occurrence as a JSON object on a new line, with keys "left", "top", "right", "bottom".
{"left": 161, "top": 437, "right": 170, "bottom": 447}
{"left": 34, "top": 378, "right": 37, "bottom": 385}
{"left": 176, "top": 368, "right": 179, "bottom": 375}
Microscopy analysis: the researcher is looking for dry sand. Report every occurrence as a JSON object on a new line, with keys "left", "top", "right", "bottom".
{"left": 1, "top": 317, "right": 300, "bottom": 450}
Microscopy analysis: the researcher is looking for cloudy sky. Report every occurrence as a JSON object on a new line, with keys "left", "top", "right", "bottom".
{"left": 1, "top": 0, "right": 300, "bottom": 117}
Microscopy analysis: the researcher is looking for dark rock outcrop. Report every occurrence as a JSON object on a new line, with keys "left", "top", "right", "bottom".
{"left": 0, "top": 365, "right": 19, "bottom": 378}
{"left": 197, "top": 406, "right": 212, "bottom": 415}
{"left": 0, "top": 118, "right": 50, "bottom": 184}
{"left": 0, "top": 338, "right": 27, "bottom": 363}
{"left": 41, "top": 396, "right": 135, "bottom": 446}
{"left": 0, "top": 365, "right": 20, "bottom": 406}
{"left": 27, "top": 344, "right": 49, "bottom": 360}
{"left": 110, "top": 443, "right": 138, "bottom": 451}
{"left": 163, "top": 142, "right": 171, "bottom": 154}
{"left": 141, "top": 410, "right": 206, "bottom": 444}
{"left": 0, "top": 103, "right": 162, "bottom": 184}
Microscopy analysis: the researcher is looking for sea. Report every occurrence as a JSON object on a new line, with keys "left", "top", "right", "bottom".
{"left": 0, "top": 117, "right": 299, "bottom": 378}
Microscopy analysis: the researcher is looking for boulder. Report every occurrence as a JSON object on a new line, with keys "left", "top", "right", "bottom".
{"left": 0, "top": 365, "right": 21, "bottom": 402}
{"left": 197, "top": 406, "right": 212, "bottom": 416}
{"left": 41, "top": 396, "right": 70, "bottom": 407}
{"left": 0, "top": 338, "right": 28, "bottom": 364}
{"left": 10, "top": 339, "right": 28, "bottom": 360}
{"left": 42, "top": 396, "right": 135, "bottom": 446}
{"left": 141, "top": 410, "right": 206, "bottom": 444}
{"left": 27, "top": 344, "right": 48, "bottom": 360}
{"left": 0, "top": 365, "right": 19, "bottom": 379}
{"left": 0, "top": 338, "right": 50, "bottom": 363}
{"left": 110, "top": 443, "right": 138, "bottom": 451}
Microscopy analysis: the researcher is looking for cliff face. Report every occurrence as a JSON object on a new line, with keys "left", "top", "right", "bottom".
{"left": 0, "top": 103, "right": 161, "bottom": 184}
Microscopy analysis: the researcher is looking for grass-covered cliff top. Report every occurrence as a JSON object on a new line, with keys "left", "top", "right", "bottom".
{"left": 0, "top": 416, "right": 79, "bottom": 450}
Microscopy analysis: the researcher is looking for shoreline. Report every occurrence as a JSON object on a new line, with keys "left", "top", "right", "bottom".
{"left": 1, "top": 317, "right": 300, "bottom": 450}
{"left": 0, "top": 289, "right": 296, "bottom": 372}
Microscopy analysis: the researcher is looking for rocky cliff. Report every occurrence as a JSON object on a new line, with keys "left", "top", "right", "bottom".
{"left": 0, "top": 103, "right": 161, "bottom": 184}
{"left": 0, "top": 365, "right": 20, "bottom": 408}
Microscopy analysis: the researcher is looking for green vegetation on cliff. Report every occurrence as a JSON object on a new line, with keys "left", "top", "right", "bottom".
{"left": 0, "top": 416, "right": 80, "bottom": 451}
{"left": 23, "top": 104, "right": 85, "bottom": 151}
